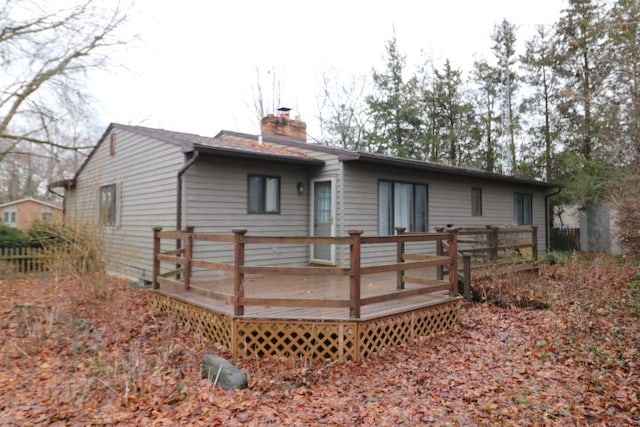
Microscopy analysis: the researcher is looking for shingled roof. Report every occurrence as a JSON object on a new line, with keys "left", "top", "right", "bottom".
{"left": 53, "top": 123, "right": 552, "bottom": 190}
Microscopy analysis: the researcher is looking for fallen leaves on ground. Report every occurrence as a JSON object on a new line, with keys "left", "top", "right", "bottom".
{"left": 0, "top": 255, "right": 638, "bottom": 425}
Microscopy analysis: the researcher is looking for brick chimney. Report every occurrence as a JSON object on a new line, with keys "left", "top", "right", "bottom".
{"left": 260, "top": 107, "right": 307, "bottom": 142}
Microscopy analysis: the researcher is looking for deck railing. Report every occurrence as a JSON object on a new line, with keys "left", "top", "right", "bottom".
{"left": 435, "top": 225, "right": 538, "bottom": 299}
{"left": 152, "top": 227, "right": 459, "bottom": 319}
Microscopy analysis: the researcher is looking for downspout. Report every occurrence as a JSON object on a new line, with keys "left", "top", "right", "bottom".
{"left": 544, "top": 187, "right": 563, "bottom": 252}
{"left": 176, "top": 150, "right": 199, "bottom": 248}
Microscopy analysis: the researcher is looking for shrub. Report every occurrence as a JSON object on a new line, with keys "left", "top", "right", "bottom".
{"left": 25, "top": 221, "right": 65, "bottom": 247}
{"left": 36, "top": 221, "right": 105, "bottom": 275}
{"left": 541, "top": 251, "right": 568, "bottom": 265}
{"left": 0, "top": 224, "right": 28, "bottom": 248}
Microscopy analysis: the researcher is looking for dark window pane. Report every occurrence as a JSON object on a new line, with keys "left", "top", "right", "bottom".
{"left": 378, "top": 181, "right": 392, "bottom": 235}
{"left": 471, "top": 188, "right": 482, "bottom": 217}
{"left": 414, "top": 184, "right": 427, "bottom": 232}
{"left": 248, "top": 175, "right": 263, "bottom": 213}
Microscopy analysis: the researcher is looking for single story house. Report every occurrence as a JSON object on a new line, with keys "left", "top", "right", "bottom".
{"left": 51, "top": 111, "right": 555, "bottom": 281}
{"left": 0, "top": 197, "right": 62, "bottom": 230}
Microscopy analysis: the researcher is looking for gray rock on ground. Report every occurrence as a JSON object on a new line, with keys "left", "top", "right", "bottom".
{"left": 202, "top": 354, "right": 248, "bottom": 390}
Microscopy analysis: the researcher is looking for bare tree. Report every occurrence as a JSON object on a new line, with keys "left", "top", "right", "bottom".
{"left": 250, "top": 66, "right": 282, "bottom": 124}
{"left": 317, "top": 69, "right": 370, "bottom": 149}
{"left": 0, "top": 0, "right": 130, "bottom": 160}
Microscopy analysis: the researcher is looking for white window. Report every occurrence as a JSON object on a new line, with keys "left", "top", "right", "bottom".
{"left": 3, "top": 210, "right": 16, "bottom": 227}
{"left": 514, "top": 192, "right": 533, "bottom": 225}
{"left": 378, "top": 180, "right": 428, "bottom": 235}
{"left": 99, "top": 184, "right": 117, "bottom": 226}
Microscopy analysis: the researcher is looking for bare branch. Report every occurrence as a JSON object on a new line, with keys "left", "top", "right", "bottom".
{"left": 0, "top": 133, "right": 94, "bottom": 151}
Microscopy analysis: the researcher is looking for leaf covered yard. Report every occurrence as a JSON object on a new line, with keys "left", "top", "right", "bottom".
{"left": 1, "top": 255, "right": 638, "bottom": 425}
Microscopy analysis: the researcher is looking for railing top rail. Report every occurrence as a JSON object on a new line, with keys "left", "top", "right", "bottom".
{"left": 361, "top": 233, "right": 448, "bottom": 244}
{"left": 243, "top": 235, "right": 354, "bottom": 245}
{"left": 156, "top": 230, "right": 449, "bottom": 246}
{"left": 157, "top": 230, "right": 185, "bottom": 239}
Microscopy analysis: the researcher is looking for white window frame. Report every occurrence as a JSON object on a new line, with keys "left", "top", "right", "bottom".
{"left": 99, "top": 184, "right": 117, "bottom": 226}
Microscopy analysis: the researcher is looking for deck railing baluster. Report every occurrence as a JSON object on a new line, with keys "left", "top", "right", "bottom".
{"left": 232, "top": 228, "right": 247, "bottom": 316}
{"left": 184, "top": 225, "right": 194, "bottom": 290}
{"left": 152, "top": 227, "right": 162, "bottom": 289}
{"left": 348, "top": 230, "right": 363, "bottom": 319}
{"left": 395, "top": 227, "right": 406, "bottom": 290}
{"left": 447, "top": 228, "right": 459, "bottom": 297}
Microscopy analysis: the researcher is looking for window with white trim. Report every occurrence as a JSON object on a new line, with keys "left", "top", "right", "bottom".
{"left": 514, "top": 192, "right": 533, "bottom": 225}
{"left": 3, "top": 211, "right": 17, "bottom": 227}
{"left": 99, "top": 184, "right": 117, "bottom": 226}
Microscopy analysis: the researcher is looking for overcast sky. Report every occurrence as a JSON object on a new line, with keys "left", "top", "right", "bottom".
{"left": 89, "top": 0, "right": 566, "bottom": 140}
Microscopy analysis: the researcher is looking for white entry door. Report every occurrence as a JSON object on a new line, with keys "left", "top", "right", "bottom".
{"left": 311, "top": 179, "right": 335, "bottom": 264}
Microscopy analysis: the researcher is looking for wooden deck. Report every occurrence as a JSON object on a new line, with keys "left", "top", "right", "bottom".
{"left": 150, "top": 227, "right": 463, "bottom": 361}
{"left": 149, "top": 226, "right": 537, "bottom": 361}
{"left": 157, "top": 270, "right": 455, "bottom": 321}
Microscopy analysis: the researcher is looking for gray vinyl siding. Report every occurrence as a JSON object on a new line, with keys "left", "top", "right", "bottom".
{"left": 65, "top": 128, "right": 183, "bottom": 280}
{"left": 262, "top": 141, "right": 345, "bottom": 265}
{"left": 340, "top": 163, "right": 547, "bottom": 266}
{"left": 184, "top": 156, "right": 311, "bottom": 269}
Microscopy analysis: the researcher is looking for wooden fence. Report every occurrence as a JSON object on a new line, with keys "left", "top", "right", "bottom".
{"left": 550, "top": 227, "right": 580, "bottom": 251}
{"left": 152, "top": 226, "right": 459, "bottom": 319}
{"left": 0, "top": 247, "right": 48, "bottom": 275}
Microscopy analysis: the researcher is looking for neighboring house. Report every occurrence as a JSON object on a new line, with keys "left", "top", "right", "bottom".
{"left": 51, "top": 111, "right": 555, "bottom": 281}
{"left": 0, "top": 197, "right": 62, "bottom": 230}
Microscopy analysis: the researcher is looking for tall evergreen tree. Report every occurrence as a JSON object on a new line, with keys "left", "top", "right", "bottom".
{"left": 365, "top": 32, "right": 421, "bottom": 158}
{"left": 554, "top": 0, "right": 610, "bottom": 161}
{"left": 520, "top": 25, "right": 562, "bottom": 180}
{"left": 471, "top": 59, "right": 502, "bottom": 172}
{"left": 431, "top": 60, "right": 473, "bottom": 166}
{"left": 491, "top": 19, "right": 520, "bottom": 174}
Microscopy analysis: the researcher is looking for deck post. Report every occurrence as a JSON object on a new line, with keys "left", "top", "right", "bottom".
{"left": 152, "top": 227, "right": 162, "bottom": 289}
{"left": 348, "top": 230, "right": 363, "bottom": 319}
{"left": 487, "top": 225, "right": 499, "bottom": 261}
{"left": 184, "top": 225, "right": 195, "bottom": 291}
{"left": 232, "top": 228, "right": 247, "bottom": 316}
{"left": 531, "top": 226, "right": 538, "bottom": 261}
{"left": 395, "top": 227, "right": 406, "bottom": 289}
{"left": 447, "top": 227, "right": 459, "bottom": 297}
{"left": 435, "top": 226, "right": 445, "bottom": 280}
{"left": 462, "top": 253, "right": 472, "bottom": 300}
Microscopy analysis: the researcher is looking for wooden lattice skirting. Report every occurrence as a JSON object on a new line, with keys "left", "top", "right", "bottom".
{"left": 149, "top": 293, "right": 461, "bottom": 362}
